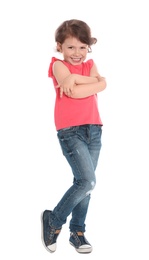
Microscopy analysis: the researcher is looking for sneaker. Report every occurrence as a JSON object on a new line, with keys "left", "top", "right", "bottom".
{"left": 69, "top": 231, "right": 92, "bottom": 253}
{"left": 41, "top": 210, "right": 61, "bottom": 253}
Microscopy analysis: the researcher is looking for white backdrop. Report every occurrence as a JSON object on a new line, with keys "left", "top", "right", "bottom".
{"left": 0, "top": 0, "right": 149, "bottom": 259}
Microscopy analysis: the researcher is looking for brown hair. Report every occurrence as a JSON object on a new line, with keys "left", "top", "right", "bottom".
{"left": 55, "top": 19, "right": 97, "bottom": 53}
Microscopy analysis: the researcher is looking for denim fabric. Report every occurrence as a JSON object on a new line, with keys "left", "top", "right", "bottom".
{"left": 49, "top": 124, "right": 102, "bottom": 232}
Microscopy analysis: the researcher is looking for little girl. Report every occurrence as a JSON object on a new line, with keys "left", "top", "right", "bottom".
{"left": 41, "top": 19, "right": 106, "bottom": 254}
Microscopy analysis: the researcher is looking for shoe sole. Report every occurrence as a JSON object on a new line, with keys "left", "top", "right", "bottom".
{"left": 69, "top": 241, "right": 92, "bottom": 253}
{"left": 41, "top": 211, "right": 56, "bottom": 253}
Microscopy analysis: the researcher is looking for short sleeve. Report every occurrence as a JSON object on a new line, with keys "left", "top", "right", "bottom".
{"left": 48, "top": 57, "right": 58, "bottom": 78}
{"left": 86, "top": 59, "right": 94, "bottom": 69}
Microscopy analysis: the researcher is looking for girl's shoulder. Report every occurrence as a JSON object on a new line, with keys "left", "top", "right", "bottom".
{"left": 83, "top": 59, "right": 94, "bottom": 68}
{"left": 48, "top": 57, "right": 94, "bottom": 77}
{"left": 50, "top": 56, "right": 62, "bottom": 65}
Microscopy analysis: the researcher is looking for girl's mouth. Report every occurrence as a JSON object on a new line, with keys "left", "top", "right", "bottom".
{"left": 71, "top": 58, "right": 82, "bottom": 63}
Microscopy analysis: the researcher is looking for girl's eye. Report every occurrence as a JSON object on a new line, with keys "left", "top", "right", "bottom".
{"left": 67, "top": 46, "right": 87, "bottom": 50}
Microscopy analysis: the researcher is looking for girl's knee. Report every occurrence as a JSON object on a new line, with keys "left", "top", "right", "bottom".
{"left": 82, "top": 179, "right": 96, "bottom": 193}
{"left": 86, "top": 180, "right": 96, "bottom": 195}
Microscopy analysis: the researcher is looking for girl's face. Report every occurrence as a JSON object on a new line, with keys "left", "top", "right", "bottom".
{"left": 58, "top": 37, "right": 89, "bottom": 65}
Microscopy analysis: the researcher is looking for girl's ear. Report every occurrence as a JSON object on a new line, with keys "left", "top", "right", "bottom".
{"left": 57, "top": 42, "right": 62, "bottom": 52}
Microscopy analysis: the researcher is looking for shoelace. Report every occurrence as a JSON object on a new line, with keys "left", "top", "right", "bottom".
{"left": 48, "top": 228, "right": 61, "bottom": 240}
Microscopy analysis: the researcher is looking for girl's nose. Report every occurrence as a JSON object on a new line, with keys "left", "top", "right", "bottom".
{"left": 74, "top": 48, "right": 80, "bottom": 55}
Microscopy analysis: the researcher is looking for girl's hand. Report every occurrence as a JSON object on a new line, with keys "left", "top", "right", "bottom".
{"left": 57, "top": 74, "right": 76, "bottom": 98}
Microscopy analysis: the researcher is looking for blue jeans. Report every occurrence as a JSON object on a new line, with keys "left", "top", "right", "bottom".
{"left": 49, "top": 124, "right": 102, "bottom": 232}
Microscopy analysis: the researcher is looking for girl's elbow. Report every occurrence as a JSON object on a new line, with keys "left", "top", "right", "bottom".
{"left": 103, "top": 79, "right": 107, "bottom": 90}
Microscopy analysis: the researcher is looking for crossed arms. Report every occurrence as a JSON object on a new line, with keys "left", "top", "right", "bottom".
{"left": 52, "top": 60, "right": 107, "bottom": 98}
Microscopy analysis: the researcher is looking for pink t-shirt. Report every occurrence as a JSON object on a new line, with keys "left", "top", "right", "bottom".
{"left": 48, "top": 57, "right": 103, "bottom": 130}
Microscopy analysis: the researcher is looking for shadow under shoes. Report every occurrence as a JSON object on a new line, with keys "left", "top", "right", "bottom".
{"left": 69, "top": 231, "right": 92, "bottom": 253}
{"left": 41, "top": 210, "right": 61, "bottom": 253}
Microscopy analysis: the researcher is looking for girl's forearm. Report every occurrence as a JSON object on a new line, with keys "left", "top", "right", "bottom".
{"left": 71, "top": 74, "right": 98, "bottom": 85}
{"left": 70, "top": 78, "right": 106, "bottom": 99}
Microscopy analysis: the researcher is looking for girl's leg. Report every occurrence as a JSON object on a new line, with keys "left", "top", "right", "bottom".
{"left": 69, "top": 125, "right": 102, "bottom": 232}
{"left": 49, "top": 125, "right": 102, "bottom": 230}
{"left": 69, "top": 194, "right": 91, "bottom": 232}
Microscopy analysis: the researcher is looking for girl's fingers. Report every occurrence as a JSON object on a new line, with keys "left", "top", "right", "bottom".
{"left": 60, "top": 87, "right": 63, "bottom": 98}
